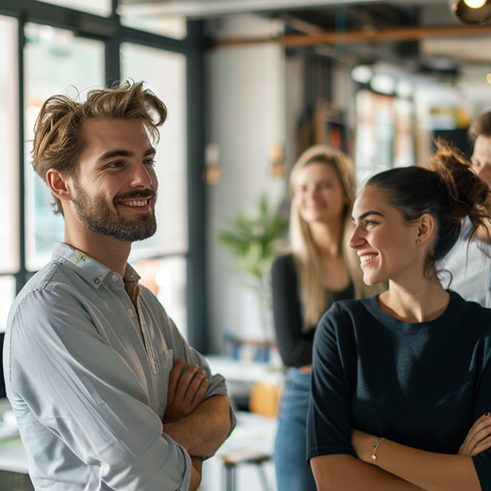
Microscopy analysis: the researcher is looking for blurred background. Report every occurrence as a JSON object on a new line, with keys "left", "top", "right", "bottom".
{"left": 1, "top": 0, "right": 491, "bottom": 487}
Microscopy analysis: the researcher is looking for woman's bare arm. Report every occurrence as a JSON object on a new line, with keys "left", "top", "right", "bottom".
{"left": 311, "top": 454, "right": 426, "bottom": 491}
{"left": 349, "top": 414, "right": 491, "bottom": 491}
{"left": 311, "top": 414, "right": 491, "bottom": 491}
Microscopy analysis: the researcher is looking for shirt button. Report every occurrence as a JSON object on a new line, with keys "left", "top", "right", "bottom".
{"left": 127, "top": 309, "right": 134, "bottom": 317}
{"left": 112, "top": 275, "right": 118, "bottom": 282}
{"left": 94, "top": 278, "right": 100, "bottom": 285}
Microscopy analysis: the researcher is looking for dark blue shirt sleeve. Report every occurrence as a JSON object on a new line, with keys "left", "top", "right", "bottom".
{"left": 307, "top": 304, "right": 356, "bottom": 461}
{"left": 472, "top": 334, "right": 491, "bottom": 491}
{"left": 271, "top": 254, "right": 315, "bottom": 367}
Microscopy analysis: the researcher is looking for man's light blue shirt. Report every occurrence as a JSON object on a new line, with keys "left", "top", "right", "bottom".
{"left": 3, "top": 242, "right": 232, "bottom": 490}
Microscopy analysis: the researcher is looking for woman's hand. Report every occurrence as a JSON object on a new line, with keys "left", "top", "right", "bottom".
{"left": 458, "top": 413, "right": 491, "bottom": 457}
{"left": 351, "top": 429, "right": 379, "bottom": 464}
{"left": 163, "top": 358, "right": 209, "bottom": 423}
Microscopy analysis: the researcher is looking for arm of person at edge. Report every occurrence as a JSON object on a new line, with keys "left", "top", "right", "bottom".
{"left": 271, "top": 254, "right": 314, "bottom": 368}
{"left": 347, "top": 416, "right": 491, "bottom": 491}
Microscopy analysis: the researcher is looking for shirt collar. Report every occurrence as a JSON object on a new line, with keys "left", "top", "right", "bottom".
{"left": 52, "top": 242, "right": 141, "bottom": 289}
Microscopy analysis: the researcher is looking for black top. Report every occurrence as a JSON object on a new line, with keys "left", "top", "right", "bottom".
{"left": 271, "top": 253, "right": 354, "bottom": 367}
{"left": 307, "top": 292, "right": 491, "bottom": 489}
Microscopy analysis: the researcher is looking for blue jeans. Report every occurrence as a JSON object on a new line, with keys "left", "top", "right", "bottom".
{"left": 274, "top": 368, "right": 316, "bottom": 491}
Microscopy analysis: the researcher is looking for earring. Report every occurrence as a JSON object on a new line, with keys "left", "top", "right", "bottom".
{"left": 416, "top": 240, "right": 420, "bottom": 243}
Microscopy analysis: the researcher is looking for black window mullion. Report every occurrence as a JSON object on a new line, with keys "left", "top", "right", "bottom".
{"left": 184, "top": 20, "right": 207, "bottom": 353}
{"left": 17, "top": 13, "right": 28, "bottom": 294}
{"left": 105, "top": 37, "right": 121, "bottom": 87}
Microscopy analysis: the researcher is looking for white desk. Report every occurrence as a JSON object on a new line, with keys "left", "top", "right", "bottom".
{"left": 205, "top": 356, "right": 284, "bottom": 399}
{"left": 0, "top": 399, "right": 28, "bottom": 474}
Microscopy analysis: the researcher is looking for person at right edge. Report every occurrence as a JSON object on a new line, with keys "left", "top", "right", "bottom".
{"left": 439, "top": 109, "right": 491, "bottom": 306}
{"left": 271, "top": 145, "right": 378, "bottom": 491}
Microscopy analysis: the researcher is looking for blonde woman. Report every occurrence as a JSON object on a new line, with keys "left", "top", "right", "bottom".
{"left": 272, "top": 145, "right": 375, "bottom": 491}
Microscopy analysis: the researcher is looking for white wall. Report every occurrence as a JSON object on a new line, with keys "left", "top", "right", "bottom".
{"left": 206, "top": 31, "right": 288, "bottom": 352}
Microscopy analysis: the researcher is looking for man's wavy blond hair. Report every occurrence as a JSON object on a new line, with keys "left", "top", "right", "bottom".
{"left": 32, "top": 80, "right": 167, "bottom": 215}
{"left": 288, "top": 145, "right": 375, "bottom": 330}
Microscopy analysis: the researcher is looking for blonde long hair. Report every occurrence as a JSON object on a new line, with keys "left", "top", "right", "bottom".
{"left": 289, "top": 145, "right": 373, "bottom": 330}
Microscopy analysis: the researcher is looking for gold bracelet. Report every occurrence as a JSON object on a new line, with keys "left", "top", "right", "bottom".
{"left": 371, "top": 437, "right": 386, "bottom": 464}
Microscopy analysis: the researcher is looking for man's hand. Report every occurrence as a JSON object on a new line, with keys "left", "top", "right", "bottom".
{"left": 458, "top": 413, "right": 491, "bottom": 457}
{"left": 164, "top": 358, "right": 209, "bottom": 424}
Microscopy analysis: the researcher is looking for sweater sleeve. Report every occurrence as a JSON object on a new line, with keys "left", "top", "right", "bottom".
{"left": 472, "top": 331, "right": 491, "bottom": 491}
{"left": 271, "top": 254, "right": 315, "bottom": 367}
{"left": 307, "top": 303, "right": 357, "bottom": 461}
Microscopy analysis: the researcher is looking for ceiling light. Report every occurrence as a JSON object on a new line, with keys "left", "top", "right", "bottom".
{"left": 351, "top": 65, "right": 373, "bottom": 84}
{"left": 450, "top": 0, "right": 491, "bottom": 24}
{"left": 370, "top": 74, "right": 396, "bottom": 95}
{"left": 464, "top": 0, "right": 486, "bottom": 8}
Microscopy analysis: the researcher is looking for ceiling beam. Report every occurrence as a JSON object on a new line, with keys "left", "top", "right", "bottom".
{"left": 119, "top": 0, "right": 377, "bottom": 17}
{"left": 208, "top": 23, "right": 491, "bottom": 48}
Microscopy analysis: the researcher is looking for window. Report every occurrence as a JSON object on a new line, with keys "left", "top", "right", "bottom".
{"left": 120, "top": 10, "right": 187, "bottom": 40}
{"left": 24, "top": 23, "right": 105, "bottom": 271}
{"left": 35, "top": 0, "right": 112, "bottom": 17}
{"left": 122, "top": 43, "right": 189, "bottom": 334}
{"left": 0, "top": 15, "right": 19, "bottom": 275}
{"left": 0, "top": 2, "right": 205, "bottom": 357}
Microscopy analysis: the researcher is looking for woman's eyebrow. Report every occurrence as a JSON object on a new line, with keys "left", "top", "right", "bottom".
{"left": 352, "top": 211, "right": 385, "bottom": 222}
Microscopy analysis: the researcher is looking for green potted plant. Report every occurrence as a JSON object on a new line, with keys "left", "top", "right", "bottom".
{"left": 217, "top": 194, "right": 289, "bottom": 343}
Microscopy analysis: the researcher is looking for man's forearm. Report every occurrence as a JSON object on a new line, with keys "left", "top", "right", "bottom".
{"left": 162, "top": 395, "right": 232, "bottom": 458}
{"left": 188, "top": 457, "right": 203, "bottom": 491}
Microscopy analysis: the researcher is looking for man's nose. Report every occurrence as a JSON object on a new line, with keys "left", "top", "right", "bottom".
{"left": 131, "top": 162, "right": 153, "bottom": 188}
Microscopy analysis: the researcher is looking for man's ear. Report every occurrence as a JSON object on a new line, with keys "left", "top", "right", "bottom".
{"left": 46, "top": 169, "right": 74, "bottom": 203}
{"left": 416, "top": 213, "right": 435, "bottom": 245}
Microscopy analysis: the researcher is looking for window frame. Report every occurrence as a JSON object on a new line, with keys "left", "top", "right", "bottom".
{"left": 0, "top": 0, "right": 208, "bottom": 352}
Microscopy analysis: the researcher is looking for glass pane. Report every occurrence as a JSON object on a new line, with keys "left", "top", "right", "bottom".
{"left": 0, "top": 16, "right": 19, "bottom": 274}
{"left": 120, "top": 10, "right": 187, "bottom": 40}
{"left": 122, "top": 43, "right": 189, "bottom": 258}
{"left": 133, "top": 256, "right": 187, "bottom": 337}
{"left": 35, "top": 0, "right": 112, "bottom": 17}
{"left": 0, "top": 276, "right": 16, "bottom": 333}
{"left": 24, "top": 23, "right": 105, "bottom": 272}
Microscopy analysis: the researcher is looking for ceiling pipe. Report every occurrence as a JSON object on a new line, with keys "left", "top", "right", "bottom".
{"left": 207, "top": 23, "right": 491, "bottom": 48}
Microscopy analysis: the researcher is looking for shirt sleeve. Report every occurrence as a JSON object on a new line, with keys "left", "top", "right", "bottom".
{"left": 307, "top": 303, "right": 356, "bottom": 462}
{"left": 6, "top": 286, "right": 193, "bottom": 491}
{"left": 471, "top": 332, "right": 491, "bottom": 491}
{"left": 271, "top": 254, "right": 315, "bottom": 367}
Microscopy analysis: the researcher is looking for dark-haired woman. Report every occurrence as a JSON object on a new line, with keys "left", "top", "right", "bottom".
{"left": 307, "top": 142, "right": 491, "bottom": 491}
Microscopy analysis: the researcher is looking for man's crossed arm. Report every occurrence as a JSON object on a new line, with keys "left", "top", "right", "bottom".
{"left": 162, "top": 358, "right": 233, "bottom": 490}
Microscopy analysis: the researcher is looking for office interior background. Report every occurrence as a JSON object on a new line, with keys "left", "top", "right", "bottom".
{"left": 1, "top": 0, "right": 491, "bottom": 390}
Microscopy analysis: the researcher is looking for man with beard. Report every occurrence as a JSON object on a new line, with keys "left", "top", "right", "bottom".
{"left": 3, "top": 81, "right": 234, "bottom": 491}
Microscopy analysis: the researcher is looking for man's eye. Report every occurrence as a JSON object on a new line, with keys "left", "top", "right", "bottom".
{"left": 108, "top": 161, "right": 123, "bottom": 168}
{"left": 144, "top": 158, "right": 156, "bottom": 166}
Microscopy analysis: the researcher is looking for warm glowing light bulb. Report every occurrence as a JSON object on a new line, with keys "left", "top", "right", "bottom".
{"left": 464, "top": 0, "right": 487, "bottom": 9}
{"left": 486, "top": 73, "right": 491, "bottom": 84}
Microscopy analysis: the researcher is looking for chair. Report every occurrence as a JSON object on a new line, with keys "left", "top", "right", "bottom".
{"left": 221, "top": 379, "right": 283, "bottom": 491}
